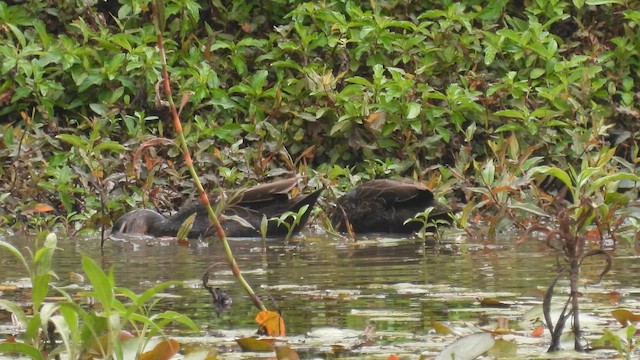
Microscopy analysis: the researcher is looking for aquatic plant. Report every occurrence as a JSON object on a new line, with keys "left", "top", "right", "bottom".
{"left": 526, "top": 151, "right": 640, "bottom": 352}
{"left": 0, "top": 233, "right": 197, "bottom": 359}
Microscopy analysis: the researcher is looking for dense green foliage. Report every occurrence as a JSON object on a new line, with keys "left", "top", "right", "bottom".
{"left": 0, "top": 0, "right": 639, "bottom": 235}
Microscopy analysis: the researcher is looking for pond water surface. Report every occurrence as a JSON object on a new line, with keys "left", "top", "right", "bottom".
{"left": 1, "top": 229, "right": 639, "bottom": 359}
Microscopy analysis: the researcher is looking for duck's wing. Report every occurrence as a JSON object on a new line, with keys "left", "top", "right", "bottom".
{"left": 354, "top": 179, "right": 434, "bottom": 206}
{"left": 230, "top": 177, "right": 298, "bottom": 205}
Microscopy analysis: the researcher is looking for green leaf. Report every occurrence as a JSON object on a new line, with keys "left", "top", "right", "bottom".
{"left": 57, "top": 134, "right": 85, "bottom": 148}
{"left": 481, "top": 160, "right": 495, "bottom": 185}
{"left": 406, "top": 102, "right": 421, "bottom": 119}
{"left": 495, "top": 123, "right": 525, "bottom": 133}
{"left": 509, "top": 202, "right": 549, "bottom": 217}
{"left": 0, "top": 342, "right": 45, "bottom": 360}
{"left": 0, "top": 299, "right": 28, "bottom": 326}
{"left": 530, "top": 68, "right": 545, "bottom": 79}
{"left": 0, "top": 240, "right": 30, "bottom": 273}
{"left": 6, "top": 24, "right": 26, "bottom": 48}
{"left": 484, "top": 44, "right": 497, "bottom": 66}
{"left": 82, "top": 255, "right": 114, "bottom": 309}
{"left": 591, "top": 173, "right": 640, "bottom": 191}
{"left": 32, "top": 274, "right": 52, "bottom": 309}
{"left": 586, "top": 0, "right": 622, "bottom": 4}
{"left": 94, "top": 141, "right": 125, "bottom": 153}
{"left": 90, "top": 103, "right": 109, "bottom": 116}
{"left": 237, "top": 38, "right": 267, "bottom": 48}
{"left": 494, "top": 109, "right": 525, "bottom": 119}
{"left": 529, "top": 166, "right": 573, "bottom": 190}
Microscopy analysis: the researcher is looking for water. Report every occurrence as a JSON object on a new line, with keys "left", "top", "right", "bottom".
{"left": 1, "top": 230, "right": 639, "bottom": 358}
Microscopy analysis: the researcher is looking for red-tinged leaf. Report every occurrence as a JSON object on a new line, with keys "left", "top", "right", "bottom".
{"left": 132, "top": 138, "right": 176, "bottom": 173}
{"left": 612, "top": 309, "right": 640, "bottom": 326}
{"left": 139, "top": 339, "right": 180, "bottom": 360}
{"left": 241, "top": 23, "right": 252, "bottom": 33}
{"left": 531, "top": 325, "right": 544, "bottom": 337}
{"left": 3, "top": 335, "right": 16, "bottom": 343}
{"left": 235, "top": 337, "right": 275, "bottom": 352}
{"left": 256, "top": 310, "right": 286, "bottom": 336}
{"left": 0, "top": 89, "right": 14, "bottom": 105}
{"left": 387, "top": 355, "right": 400, "bottom": 360}
{"left": 586, "top": 228, "right": 601, "bottom": 242}
{"left": 274, "top": 345, "right": 300, "bottom": 360}
{"left": 490, "top": 186, "right": 517, "bottom": 194}
{"left": 607, "top": 291, "right": 622, "bottom": 303}
{"left": 118, "top": 331, "right": 134, "bottom": 341}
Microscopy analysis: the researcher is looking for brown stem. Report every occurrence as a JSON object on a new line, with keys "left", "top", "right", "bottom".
{"left": 150, "top": 0, "right": 265, "bottom": 312}
{"left": 570, "top": 257, "right": 584, "bottom": 351}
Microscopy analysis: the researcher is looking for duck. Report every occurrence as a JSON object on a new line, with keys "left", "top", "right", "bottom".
{"left": 330, "top": 178, "right": 453, "bottom": 234}
{"left": 111, "top": 178, "right": 322, "bottom": 239}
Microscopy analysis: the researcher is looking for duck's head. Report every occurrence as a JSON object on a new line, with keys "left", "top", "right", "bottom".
{"left": 110, "top": 209, "right": 166, "bottom": 239}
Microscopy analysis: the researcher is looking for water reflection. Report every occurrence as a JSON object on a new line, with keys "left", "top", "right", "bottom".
{"left": 1, "top": 231, "right": 639, "bottom": 357}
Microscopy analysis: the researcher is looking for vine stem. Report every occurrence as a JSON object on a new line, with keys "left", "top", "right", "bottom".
{"left": 150, "top": 0, "right": 265, "bottom": 312}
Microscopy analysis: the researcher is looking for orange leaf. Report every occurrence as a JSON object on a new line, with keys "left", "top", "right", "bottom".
{"left": 387, "top": 355, "right": 400, "bottom": 360}
{"left": 235, "top": 337, "right": 275, "bottom": 352}
{"left": 139, "top": 339, "right": 180, "bottom": 360}
{"left": 255, "top": 310, "right": 286, "bottom": 336}
{"left": 531, "top": 325, "right": 544, "bottom": 337}
{"left": 21, "top": 203, "right": 55, "bottom": 216}
{"left": 364, "top": 111, "right": 386, "bottom": 132}
{"left": 274, "top": 345, "right": 300, "bottom": 360}
{"left": 612, "top": 309, "right": 640, "bottom": 326}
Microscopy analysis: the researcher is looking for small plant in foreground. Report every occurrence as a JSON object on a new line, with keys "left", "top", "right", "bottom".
{"left": 0, "top": 233, "right": 198, "bottom": 359}
{"left": 527, "top": 149, "right": 640, "bottom": 352}
{"left": 269, "top": 205, "right": 310, "bottom": 242}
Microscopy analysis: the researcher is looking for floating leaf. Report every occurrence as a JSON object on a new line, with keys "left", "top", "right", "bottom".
{"left": 487, "top": 339, "right": 518, "bottom": 357}
{"left": 139, "top": 339, "right": 180, "bottom": 360}
{"left": 274, "top": 345, "right": 300, "bottom": 360}
{"left": 435, "top": 332, "right": 496, "bottom": 360}
{"left": 256, "top": 310, "right": 286, "bottom": 336}
{"left": 477, "top": 297, "right": 511, "bottom": 308}
{"left": 612, "top": 309, "right": 640, "bottom": 326}
{"left": 431, "top": 321, "right": 453, "bottom": 335}
{"left": 531, "top": 324, "right": 545, "bottom": 337}
{"left": 235, "top": 337, "right": 275, "bottom": 352}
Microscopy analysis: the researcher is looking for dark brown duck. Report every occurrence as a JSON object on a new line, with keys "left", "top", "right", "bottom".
{"left": 330, "top": 179, "right": 453, "bottom": 234}
{"left": 111, "top": 178, "right": 322, "bottom": 239}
